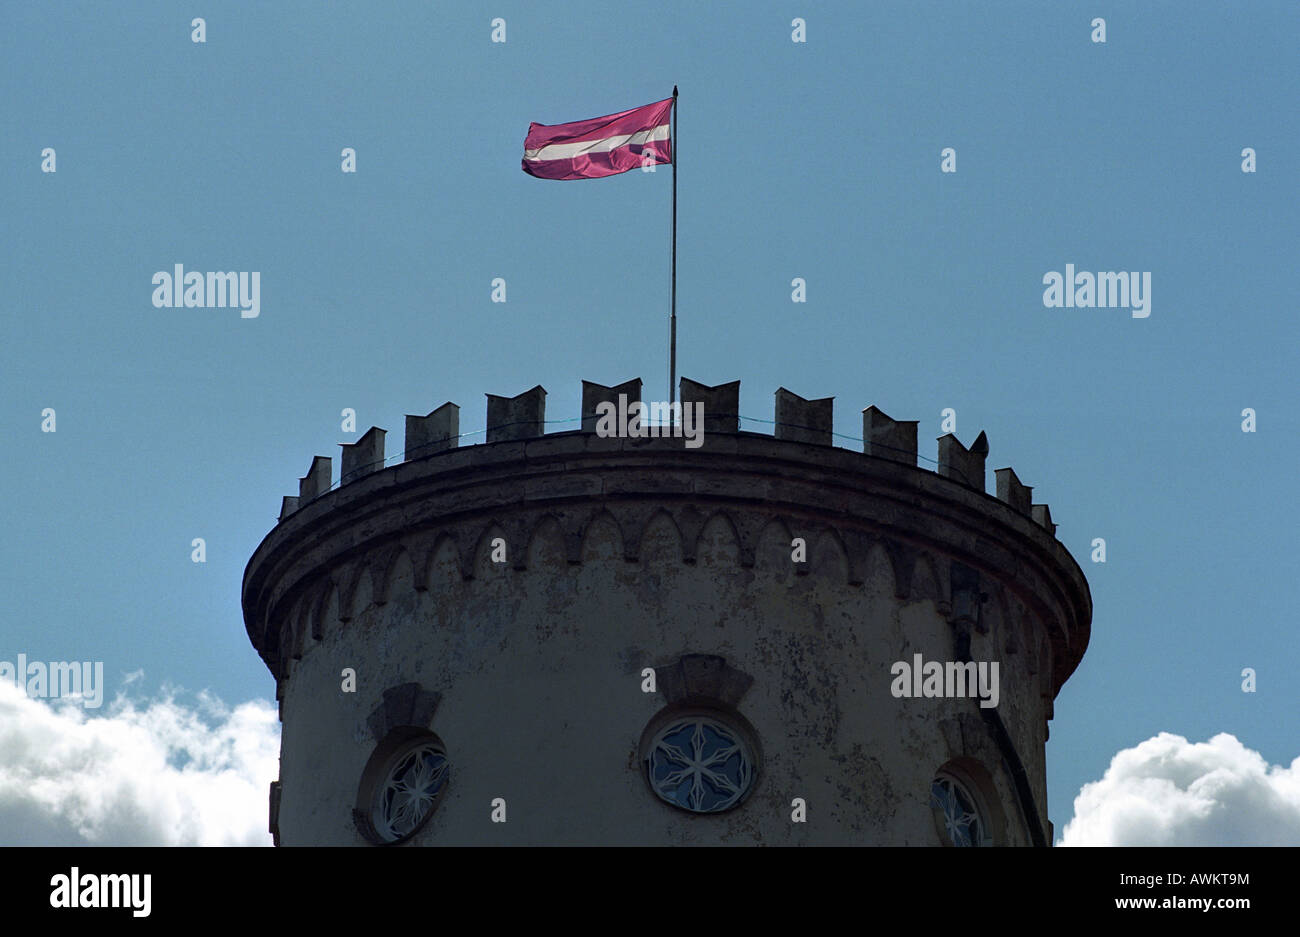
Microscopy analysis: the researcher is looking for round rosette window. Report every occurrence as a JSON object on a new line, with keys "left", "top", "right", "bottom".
{"left": 930, "top": 774, "right": 988, "bottom": 847}
{"left": 357, "top": 734, "right": 450, "bottom": 844}
{"left": 643, "top": 713, "right": 757, "bottom": 813}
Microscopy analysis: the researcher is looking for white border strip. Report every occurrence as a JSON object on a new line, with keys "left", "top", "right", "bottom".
{"left": 524, "top": 123, "right": 670, "bottom": 162}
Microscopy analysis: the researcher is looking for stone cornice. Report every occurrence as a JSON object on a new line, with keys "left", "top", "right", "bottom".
{"left": 242, "top": 431, "right": 1091, "bottom": 697}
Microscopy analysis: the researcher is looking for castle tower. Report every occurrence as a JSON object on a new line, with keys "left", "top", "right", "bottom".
{"left": 242, "top": 379, "right": 1091, "bottom": 845}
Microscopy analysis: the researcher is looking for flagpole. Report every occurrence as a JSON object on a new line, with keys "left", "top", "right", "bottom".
{"left": 669, "top": 86, "right": 678, "bottom": 408}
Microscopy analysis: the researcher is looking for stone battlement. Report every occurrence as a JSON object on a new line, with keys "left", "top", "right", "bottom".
{"left": 244, "top": 377, "right": 1091, "bottom": 710}
{"left": 274, "top": 377, "right": 1060, "bottom": 538}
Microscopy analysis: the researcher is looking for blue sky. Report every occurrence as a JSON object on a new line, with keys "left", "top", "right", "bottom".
{"left": 2, "top": 0, "right": 1297, "bottom": 842}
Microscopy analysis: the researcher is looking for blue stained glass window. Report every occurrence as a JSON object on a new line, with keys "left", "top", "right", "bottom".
{"left": 930, "top": 775, "right": 986, "bottom": 846}
{"left": 373, "top": 742, "right": 450, "bottom": 842}
{"left": 646, "top": 716, "right": 755, "bottom": 813}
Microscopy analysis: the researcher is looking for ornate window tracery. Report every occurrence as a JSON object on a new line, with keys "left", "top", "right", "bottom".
{"left": 930, "top": 773, "right": 989, "bottom": 846}
{"left": 644, "top": 714, "right": 755, "bottom": 813}
{"left": 372, "top": 739, "right": 450, "bottom": 842}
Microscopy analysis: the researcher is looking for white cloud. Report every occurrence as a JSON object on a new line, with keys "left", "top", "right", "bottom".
{"left": 0, "top": 679, "right": 279, "bottom": 846}
{"left": 1059, "top": 732, "right": 1300, "bottom": 846}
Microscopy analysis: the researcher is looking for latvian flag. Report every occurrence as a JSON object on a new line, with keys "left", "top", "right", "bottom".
{"left": 522, "top": 97, "right": 673, "bottom": 180}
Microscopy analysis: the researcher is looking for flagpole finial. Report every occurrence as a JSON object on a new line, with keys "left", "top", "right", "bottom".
{"left": 673, "top": 85, "right": 678, "bottom": 97}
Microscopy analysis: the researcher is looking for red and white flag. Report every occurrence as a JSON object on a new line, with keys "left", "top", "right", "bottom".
{"left": 522, "top": 97, "right": 673, "bottom": 180}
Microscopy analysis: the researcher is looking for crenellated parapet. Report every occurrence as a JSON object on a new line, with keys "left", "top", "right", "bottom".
{"left": 245, "top": 379, "right": 1091, "bottom": 710}
{"left": 277, "top": 379, "right": 1065, "bottom": 545}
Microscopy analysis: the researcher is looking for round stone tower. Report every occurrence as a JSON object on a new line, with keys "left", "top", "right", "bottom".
{"left": 242, "top": 377, "right": 1091, "bottom": 846}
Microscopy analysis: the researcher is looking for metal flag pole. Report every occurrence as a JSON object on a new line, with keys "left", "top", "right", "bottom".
{"left": 669, "top": 85, "right": 678, "bottom": 407}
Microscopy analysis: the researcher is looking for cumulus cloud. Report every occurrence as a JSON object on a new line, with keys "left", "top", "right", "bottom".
{"left": 1059, "top": 732, "right": 1300, "bottom": 846}
{"left": 0, "top": 679, "right": 279, "bottom": 846}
